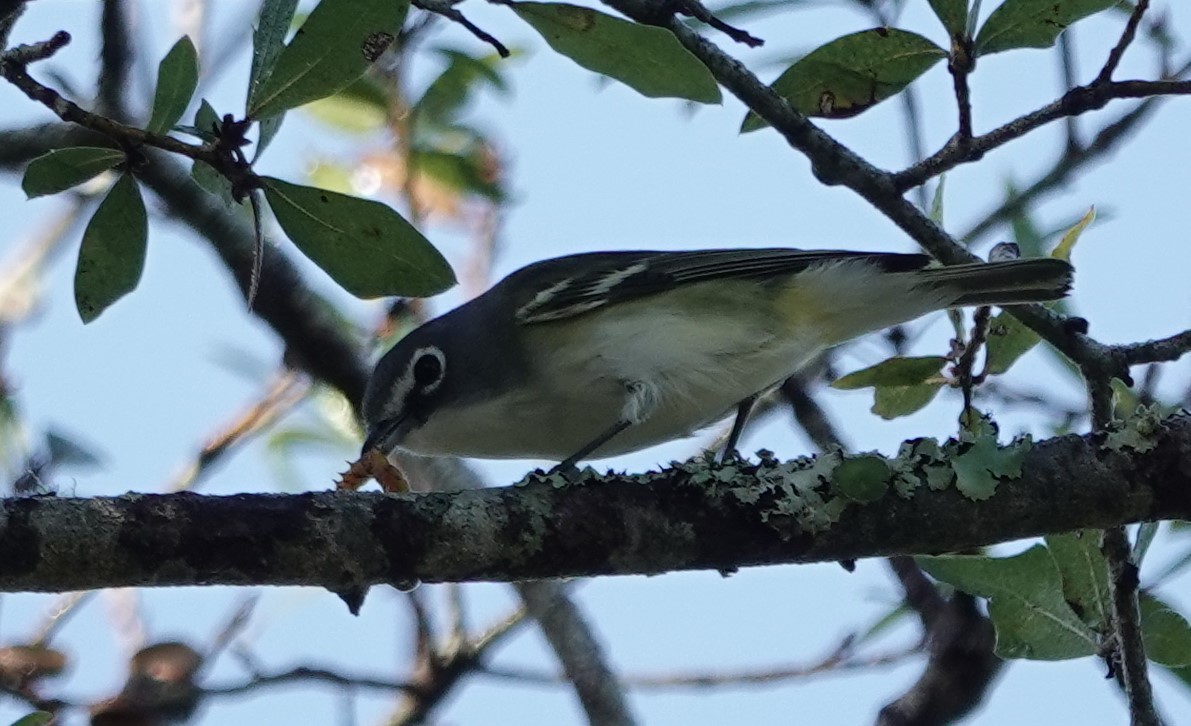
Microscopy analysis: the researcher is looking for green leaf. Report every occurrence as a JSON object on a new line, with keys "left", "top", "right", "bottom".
{"left": 1006, "top": 182, "right": 1045, "bottom": 258}
{"left": 22, "top": 147, "right": 125, "bottom": 198}
{"left": 511, "top": 2, "right": 721, "bottom": 103}
{"left": 247, "top": 0, "right": 300, "bottom": 110}
{"left": 833, "top": 356, "right": 948, "bottom": 389}
{"left": 1046, "top": 530, "right": 1111, "bottom": 631}
{"left": 1051, "top": 206, "right": 1095, "bottom": 261}
{"left": 414, "top": 148, "right": 504, "bottom": 201}
{"left": 417, "top": 48, "right": 509, "bottom": 125}
{"left": 928, "top": 175, "right": 946, "bottom": 223}
{"left": 872, "top": 382, "right": 944, "bottom": 420}
{"left": 246, "top": 0, "right": 298, "bottom": 157}
{"left": 146, "top": 36, "right": 199, "bottom": 134}
{"left": 854, "top": 602, "right": 911, "bottom": 647}
{"left": 1140, "top": 593, "right": 1191, "bottom": 667}
{"left": 918, "top": 546, "right": 1098, "bottom": 660}
{"left": 45, "top": 429, "right": 102, "bottom": 468}
{"left": 983, "top": 311, "right": 1041, "bottom": 374}
{"left": 1134, "top": 521, "right": 1159, "bottom": 569}
{"left": 74, "top": 173, "right": 148, "bottom": 323}
{"left": 974, "top": 0, "right": 1118, "bottom": 56}
{"left": 304, "top": 74, "right": 391, "bottom": 132}
{"left": 742, "top": 28, "right": 945, "bottom": 131}
{"left": 832, "top": 454, "right": 890, "bottom": 503}
{"left": 261, "top": 177, "right": 455, "bottom": 298}
{"left": 929, "top": 0, "right": 969, "bottom": 38}
{"left": 10, "top": 713, "right": 54, "bottom": 726}
{"left": 248, "top": 0, "right": 408, "bottom": 120}
{"left": 306, "top": 159, "right": 356, "bottom": 195}
{"left": 188, "top": 98, "right": 223, "bottom": 142}
{"left": 192, "top": 160, "right": 238, "bottom": 208}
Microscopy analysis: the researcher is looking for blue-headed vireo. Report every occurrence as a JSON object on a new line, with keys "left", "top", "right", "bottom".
{"left": 361, "top": 248, "right": 1072, "bottom": 469}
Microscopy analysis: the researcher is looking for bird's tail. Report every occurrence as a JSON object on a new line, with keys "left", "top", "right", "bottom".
{"left": 917, "top": 258, "right": 1074, "bottom": 307}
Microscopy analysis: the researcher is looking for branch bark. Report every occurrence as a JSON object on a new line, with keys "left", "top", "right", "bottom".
{"left": 2, "top": 414, "right": 1189, "bottom": 592}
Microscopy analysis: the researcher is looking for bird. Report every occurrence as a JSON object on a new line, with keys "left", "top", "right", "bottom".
{"left": 361, "top": 248, "right": 1073, "bottom": 469}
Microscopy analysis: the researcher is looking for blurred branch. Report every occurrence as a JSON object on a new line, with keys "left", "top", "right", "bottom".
{"left": 206, "top": 664, "right": 418, "bottom": 697}
{"left": 959, "top": 91, "right": 1166, "bottom": 244}
{"left": 1058, "top": 33, "right": 1082, "bottom": 151}
{"left": 482, "top": 640, "right": 921, "bottom": 689}
{"left": 28, "top": 591, "right": 93, "bottom": 647}
{"left": 1, "top": 413, "right": 1190, "bottom": 590}
{"left": 396, "top": 455, "right": 638, "bottom": 726}
{"left": 166, "top": 369, "right": 310, "bottom": 492}
{"left": 779, "top": 375, "right": 845, "bottom": 452}
{"left": 0, "top": 195, "right": 86, "bottom": 326}
{"left": 877, "top": 587, "right": 1000, "bottom": 726}
{"left": 97, "top": 0, "right": 133, "bottom": 121}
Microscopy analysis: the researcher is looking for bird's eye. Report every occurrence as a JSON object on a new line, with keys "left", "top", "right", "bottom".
{"left": 412, "top": 351, "right": 443, "bottom": 389}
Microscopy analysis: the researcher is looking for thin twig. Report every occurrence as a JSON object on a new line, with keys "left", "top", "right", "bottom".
{"left": 480, "top": 644, "right": 920, "bottom": 690}
{"left": 947, "top": 41, "right": 974, "bottom": 144}
{"left": 894, "top": 76, "right": 1191, "bottom": 190}
{"left": 0, "top": 33, "right": 259, "bottom": 193}
{"left": 1098, "top": 0, "right": 1151, "bottom": 84}
{"left": 204, "top": 666, "right": 420, "bottom": 697}
{"left": 960, "top": 89, "right": 1169, "bottom": 243}
{"left": 670, "top": 0, "right": 763, "bottom": 47}
{"left": 956, "top": 305, "right": 992, "bottom": 415}
{"left": 412, "top": 0, "right": 510, "bottom": 57}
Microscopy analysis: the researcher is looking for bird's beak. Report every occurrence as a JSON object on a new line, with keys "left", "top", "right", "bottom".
{"left": 361, "top": 416, "right": 408, "bottom": 457}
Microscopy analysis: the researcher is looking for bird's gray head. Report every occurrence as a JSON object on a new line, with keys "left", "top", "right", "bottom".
{"left": 361, "top": 323, "right": 451, "bottom": 457}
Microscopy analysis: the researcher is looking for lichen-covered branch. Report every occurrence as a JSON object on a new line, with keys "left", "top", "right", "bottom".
{"left": 2, "top": 413, "right": 1188, "bottom": 593}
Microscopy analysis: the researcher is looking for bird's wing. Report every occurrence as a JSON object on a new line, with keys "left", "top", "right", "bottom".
{"left": 510, "top": 248, "right": 930, "bottom": 324}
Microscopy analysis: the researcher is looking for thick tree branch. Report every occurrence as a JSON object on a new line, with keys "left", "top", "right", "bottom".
{"left": 1, "top": 414, "right": 1189, "bottom": 592}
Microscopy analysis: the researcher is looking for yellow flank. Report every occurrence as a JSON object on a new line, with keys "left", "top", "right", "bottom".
{"left": 774, "top": 277, "right": 833, "bottom": 337}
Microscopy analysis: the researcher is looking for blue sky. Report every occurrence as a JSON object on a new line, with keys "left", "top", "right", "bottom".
{"left": 1, "top": 1, "right": 1190, "bottom": 724}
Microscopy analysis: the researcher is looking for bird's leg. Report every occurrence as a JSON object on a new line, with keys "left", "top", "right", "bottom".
{"left": 722, "top": 393, "right": 759, "bottom": 462}
{"left": 549, "top": 381, "right": 657, "bottom": 475}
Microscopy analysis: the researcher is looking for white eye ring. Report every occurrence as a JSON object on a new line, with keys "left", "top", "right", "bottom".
{"left": 409, "top": 346, "right": 446, "bottom": 394}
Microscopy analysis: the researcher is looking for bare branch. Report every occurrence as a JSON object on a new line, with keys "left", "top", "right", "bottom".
{"left": 1101, "top": 527, "right": 1161, "bottom": 726}
{"left": 167, "top": 370, "right": 310, "bottom": 492}
{"left": 1116, "top": 330, "right": 1191, "bottom": 366}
